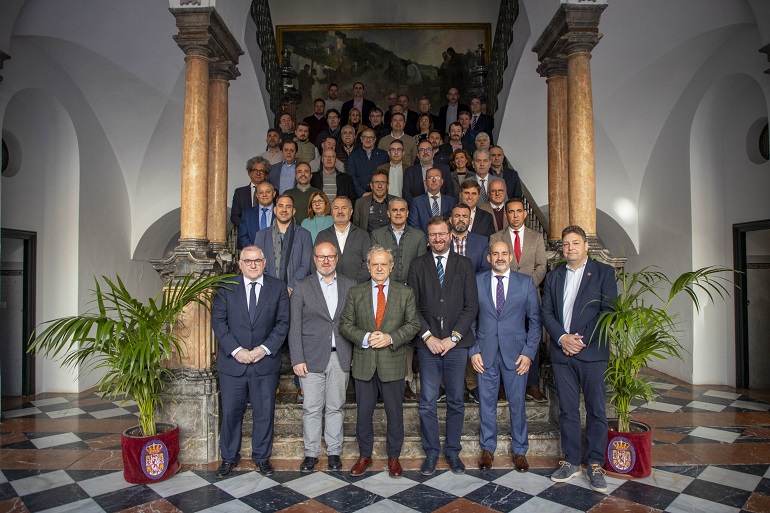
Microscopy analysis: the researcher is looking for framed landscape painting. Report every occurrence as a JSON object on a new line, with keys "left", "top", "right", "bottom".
{"left": 276, "top": 24, "right": 491, "bottom": 117}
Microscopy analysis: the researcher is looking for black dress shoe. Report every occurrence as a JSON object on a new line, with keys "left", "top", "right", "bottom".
{"left": 445, "top": 454, "right": 466, "bottom": 474}
{"left": 300, "top": 456, "right": 318, "bottom": 473}
{"left": 420, "top": 456, "right": 438, "bottom": 476}
{"left": 215, "top": 461, "right": 237, "bottom": 478}
{"left": 256, "top": 460, "right": 275, "bottom": 476}
{"left": 328, "top": 455, "right": 343, "bottom": 471}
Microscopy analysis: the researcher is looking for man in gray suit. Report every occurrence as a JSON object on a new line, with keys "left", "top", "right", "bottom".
{"left": 289, "top": 241, "right": 356, "bottom": 473}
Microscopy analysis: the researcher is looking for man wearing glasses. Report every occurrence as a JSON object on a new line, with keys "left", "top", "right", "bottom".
{"left": 352, "top": 169, "right": 396, "bottom": 233}
{"left": 289, "top": 241, "right": 356, "bottom": 473}
{"left": 402, "top": 140, "right": 454, "bottom": 206}
{"left": 348, "top": 128, "right": 389, "bottom": 197}
{"left": 407, "top": 167, "right": 458, "bottom": 235}
{"left": 212, "top": 245, "right": 290, "bottom": 478}
{"left": 377, "top": 140, "right": 406, "bottom": 198}
{"left": 231, "top": 156, "right": 271, "bottom": 228}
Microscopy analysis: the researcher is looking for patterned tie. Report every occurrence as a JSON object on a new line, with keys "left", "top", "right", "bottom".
{"left": 431, "top": 195, "right": 440, "bottom": 216}
{"left": 479, "top": 178, "right": 488, "bottom": 204}
{"left": 495, "top": 275, "right": 505, "bottom": 315}
{"left": 471, "top": 114, "right": 478, "bottom": 130}
{"left": 249, "top": 281, "right": 258, "bottom": 323}
{"left": 436, "top": 255, "right": 445, "bottom": 286}
{"left": 513, "top": 229, "right": 522, "bottom": 262}
{"left": 375, "top": 284, "right": 386, "bottom": 329}
{"left": 253, "top": 187, "right": 258, "bottom": 208}
{"left": 260, "top": 207, "right": 268, "bottom": 230}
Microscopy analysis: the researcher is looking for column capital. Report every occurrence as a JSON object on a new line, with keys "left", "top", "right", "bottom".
{"left": 532, "top": 3, "right": 607, "bottom": 62}
{"left": 170, "top": 6, "right": 243, "bottom": 71}
{"left": 209, "top": 58, "right": 239, "bottom": 81}
{"left": 537, "top": 56, "right": 568, "bottom": 78}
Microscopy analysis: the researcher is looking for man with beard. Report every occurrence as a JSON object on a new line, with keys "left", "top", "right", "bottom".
{"left": 309, "top": 149, "right": 357, "bottom": 203}
{"left": 316, "top": 109, "right": 342, "bottom": 150}
{"left": 285, "top": 163, "right": 320, "bottom": 226}
{"left": 303, "top": 98, "right": 328, "bottom": 144}
{"left": 324, "top": 83, "right": 343, "bottom": 114}
{"left": 378, "top": 112, "right": 418, "bottom": 170}
{"left": 440, "top": 122, "right": 475, "bottom": 157}
{"left": 261, "top": 129, "right": 283, "bottom": 166}
{"left": 352, "top": 169, "right": 396, "bottom": 233}
{"left": 449, "top": 203, "right": 490, "bottom": 274}
{"left": 310, "top": 137, "right": 345, "bottom": 173}
{"left": 278, "top": 112, "right": 295, "bottom": 143}
{"left": 348, "top": 128, "right": 390, "bottom": 198}
{"left": 294, "top": 122, "right": 319, "bottom": 164}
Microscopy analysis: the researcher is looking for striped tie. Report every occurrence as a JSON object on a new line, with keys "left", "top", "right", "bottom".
{"left": 431, "top": 196, "right": 440, "bottom": 216}
{"left": 436, "top": 255, "right": 444, "bottom": 286}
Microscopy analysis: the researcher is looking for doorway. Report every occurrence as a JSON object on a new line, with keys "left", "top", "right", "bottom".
{"left": 733, "top": 220, "right": 770, "bottom": 389}
{"left": 0, "top": 229, "right": 36, "bottom": 396}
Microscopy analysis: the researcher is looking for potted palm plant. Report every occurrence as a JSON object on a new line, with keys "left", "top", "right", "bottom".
{"left": 29, "top": 273, "right": 233, "bottom": 484}
{"left": 595, "top": 265, "right": 733, "bottom": 478}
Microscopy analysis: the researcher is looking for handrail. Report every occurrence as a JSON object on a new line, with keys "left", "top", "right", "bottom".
{"left": 249, "top": 0, "right": 282, "bottom": 118}
{"left": 486, "top": 0, "right": 519, "bottom": 115}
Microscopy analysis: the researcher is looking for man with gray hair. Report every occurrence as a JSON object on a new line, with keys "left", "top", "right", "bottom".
{"left": 315, "top": 196, "right": 371, "bottom": 283}
{"left": 232, "top": 155, "right": 272, "bottom": 228}
{"left": 464, "top": 149, "right": 504, "bottom": 206}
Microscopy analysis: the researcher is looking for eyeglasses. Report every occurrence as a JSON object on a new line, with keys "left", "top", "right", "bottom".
{"left": 428, "top": 232, "right": 449, "bottom": 238}
{"left": 425, "top": 176, "right": 442, "bottom": 181}
{"left": 361, "top": 135, "right": 375, "bottom": 140}
{"left": 311, "top": 199, "right": 325, "bottom": 204}
{"left": 418, "top": 148, "right": 432, "bottom": 153}
{"left": 314, "top": 255, "right": 338, "bottom": 261}
{"left": 250, "top": 169, "right": 267, "bottom": 174}
{"left": 242, "top": 258, "right": 265, "bottom": 266}
{"left": 389, "top": 148, "right": 403, "bottom": 153}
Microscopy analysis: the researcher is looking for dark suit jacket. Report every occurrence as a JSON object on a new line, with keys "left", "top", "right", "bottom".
{"left": 407, "top": 193, "right": 457, "bottom": 235}
{"left": 479, "top": 202, "right": 506, "bottom": 232}
{"left": 451, "top": 231, "right": 490, "bottom": 273}
{"left": 268, "top": 161, "right": 297, "bottom": 193}
{"left": 309, "top": 170, "right": 358, "bottom": 204}
{"left": 252, "top": 222, "right": 312, "bottom": 291}
{"left": 470, "top": 208, "right": 496, "bottom": 238}
{"left": 339, "top": 280, "right": 421, "bottom": 382}
{"left": 402, "top": 162, "right": 454, "bottom": 205}
{"left": 212, "top": 274, "right": 290, "bottom": 377}
{"left": 314, "top": 224, "right": 372, "bottom": 283}
{"left": 370, "top": 225, "right": 427, "bottom": 283}
{"left": 347, "top": 147, "right": 390, "bottom": 197}
{"left": 471, "top": 113, "right": 494, "bottom": 142}
{"left": 352, "top": 194, "right": 397, "bottom": 232}
{"left": 407, "top": 251, "right": 478, "bottom": 349}
{"left": 490, "top": 167, "right": 523, "bottom": 200}
{"left": 438, "top": 103, "right": 469, "bottom": 134}
{"left": 288, "top": 272, "right": 356, "bottom": 373}
{"left": 470, "top": 271, "right": 541, "bottom": 369}
{"left": 238, "top": 205, "right": 275, "bottom": 249}
{"left": 341, "top": 98, "right": 377, "bottom": 126}
{"left": 542, "top": 259, "right": 618, "bottom": 364}
{"left": 490, "top": 226, "right": 547, "bottom": 286}
{"left": 230, "top": 184, "right": 254, "bottom": 227}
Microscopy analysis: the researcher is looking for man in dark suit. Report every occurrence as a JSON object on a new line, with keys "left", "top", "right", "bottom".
{"left": 268, "top": 140, "right": 298, "bottom": 194}
{"left": 347, "top": 128, "right": 389, "bottom": 197}
{"left": 211, "top": 245, "right": 290, "bottom": 478}
{"left": 471, "top": 241, "right": 541, "bottom": 473}
{"left": 408, "top": 217, "right": 478, "bottom": 476}
{"left": 309, "top": 149, "right": 357, "bottom": 204}
{"left": 403, "top": 140, "right": 454, "bottom": 205}
{"left": 303, "top": 98, "right": 328, "bottom": 144}
{"left": 340, "top": 81, "right": 377, "bottom": 126}
{"left": 489, "top": 146, "right": 523, "bottom": 199}
{"left": 352, "top": 169, "right": 396, "bottom": 233}
{"left": 416, "top": 96, "right": 441, "bottom": 131}
{"left": 231, "top": 156, "right": 271, "bottom": 228}
{"left": 479, "top": 179, "right": 508, "bottom": 233}
{"left": 459, "top": 181, "right": 496, "bottom": 238}
{"left": 315, "top": 196, "right": 371, "bottom": 283}
{"left": 408, "top": 168, "right": 457, "bottom": 235}
{"left": 469, "top": 96, "right": 494, "bottom": 144}
{"left": 339, "top": 245, "right": 420, "bottom": 478}
{"left": 289, "top": 241, "right": 356, "bottom": 473}
{"left": 397, "top": 94, "right": 419, "bottom": 135}
{"left": 542, "top": 225, "right": 617, "bottom": 493}
{"left": 238, "top": 182, "right": 276, "bottom": 249}
{"left": 438, "top": 87, "right": 469, "bottom": 136}
{"left": 449, "top": 204, "right": 491, "bottom": 274}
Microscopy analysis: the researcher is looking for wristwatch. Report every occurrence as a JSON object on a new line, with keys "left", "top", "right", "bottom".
{"left": 451, "top": 331, "right": 462, "bottom": 343}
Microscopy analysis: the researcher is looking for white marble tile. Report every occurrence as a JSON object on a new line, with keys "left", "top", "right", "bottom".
{"left": 638, "top": 400, "right": 681, "bottom": 412}
{"left": 30, "top": 432, "right": 82, "bottom": 449}
{"left": 46, "top": 408, "right": 88, "bottom": 419}
{"left": 512, "top": 496, "right": 582, "bottom": 512}
{"left": 689, "top": 426, "right": 740, "bottom": 443}
{"left": 650, "top": 382, "right": 678, "bottom": 390}
{"left": 423, "top": 471, "right": 486, "bottom": 496}
{"left": 31, "top": 398, "right": 70, "bottom": 407}
{"left": 636, "top": 468, "right": 694, "bottom": 493}
{"left": 0, "top": 470, "right": 7, "bottom": 484}
{"left": 665, "top": 493, "right": 740, "bottom": 513}
{"left": 11, "top": 470, "right": 74, "bottom": 496}
{"left": 354, "top": 472, "right": 419, "bottom": 497}
{"left": 197, "top": 499, "right": 257, "bottom": 513}
{"left": 697, "top": 465, "right": 763, "bottom": 492}
{"left": 765, "top": 466, "right": 770, "bottom": 479}
{"left": 686, "top": 401, "right": 726, "bottom": 412}
{"left": 493, "top": 470, "right": 555, "bottom": 496}
{"left": 147, "top": 470, "right": 210, "bottom": 497}
{"left": 282, "top": 471, "right": 347, "bottom": 498}
{"left": 2, "top": 406, "right": 42, "bottom": 418}
{"left": 77, "top": 471, "right": 134, "bottom": 497}
{"left": 565, "top": 468, "right": 625, "bottom": 495}
{"left": 214, "top": 472, "right": 277, "bottom": 498}
{"left": 90, "top": 407, "right": 132, "bottom": 419}
{"left": 703, "top": 390, "right": 742, "bottom": 400}
{"left": 38, "top": 498, "right": 106, "bottom": 513}
{"left": 113, "top": 399, "right": 137, "bottom": 407}
{"left": 730, "top": 400, "right": 770, "bottom": 411}
{"left": 356, "top": 499, "right": 421, "bottom": 513}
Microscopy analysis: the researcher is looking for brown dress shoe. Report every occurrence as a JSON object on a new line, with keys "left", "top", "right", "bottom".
{"left": 478, "top": 449, "right": 494, "bottom": 470}
{"left": 526, "top": 386, "right": 547, "bottom": 403}
{"left": 513, "top": 454, "right": 529, "bottom": 472}
{"left": 388, "top": 457, "right": 403, "bottom": 478}
{"left": 349, "top": 456, "right": 373, "bottom": 476}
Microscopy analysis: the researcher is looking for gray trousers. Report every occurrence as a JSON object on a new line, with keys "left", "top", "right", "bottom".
{"left": 299, "top": 352, "right": 349, "bottom": 457}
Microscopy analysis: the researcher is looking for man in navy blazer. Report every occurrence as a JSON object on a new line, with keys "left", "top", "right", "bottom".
{"left": 407, "top": 168, "right": 457, "bottom": 235}
{"left": 212, "top": 245, "right": 290, "bottom": 478}
{"left": 402, "top": 140, "right": 454, "bottom": 205}
{"left": 268, "top": 140, "right": 298, "bottom": 194}
{"left": 542, "top": 225, "right": 618, "bottom": 492}
{"left": 471, "top": 241, "right": 541, "bottom": 473}
{"left": 449, "top": 204, "right": 490, "bottom": 274}
{"left": 347, "top": 128, "right": 389, "bottom": 197}
{"left": 469, "top": 96, "right": 494, "bottom": 144}
{"left": 238, "top": 182, "right": 277, "bottom": 249}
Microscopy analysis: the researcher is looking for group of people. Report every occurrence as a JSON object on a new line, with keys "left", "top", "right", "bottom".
{"left": 212, "top": 84, "right": 618, "bottom": 495}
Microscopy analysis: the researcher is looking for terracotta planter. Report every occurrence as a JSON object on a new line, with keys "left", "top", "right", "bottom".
{"left": 604, "top": 419, "right": 652, "bottom": 478}
{"left": 121, "top": 423, "right": 181, "bottom": 484}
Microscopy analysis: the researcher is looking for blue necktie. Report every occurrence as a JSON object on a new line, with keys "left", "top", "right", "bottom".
{"left": 495, "top": 275, "right": 505, "bottom": 315}
{"left": 436, "top": 255, "right": 444, "bottom": 286}
{"left": 260, "top": 207, "right": 268, "bottom": 230}
{"left": 431, "top": 196, "right": 440, "bottom": 216}
{"left": 249, "top": 282, "right": 258, "bottom": 322}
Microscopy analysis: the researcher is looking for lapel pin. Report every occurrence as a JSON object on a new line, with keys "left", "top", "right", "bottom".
{"left": 587, "top": 272, "right": 592, "bottom": 276}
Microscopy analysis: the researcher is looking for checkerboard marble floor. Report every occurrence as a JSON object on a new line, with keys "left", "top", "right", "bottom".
{"left": 2, "top": 370, "right": 769, "bottom": 513}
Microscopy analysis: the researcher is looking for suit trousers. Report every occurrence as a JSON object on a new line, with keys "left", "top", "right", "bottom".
{"left": 299, "top": 352, "right": 349, "bottom": 457}
{"left": 552, "top": 359, "right": 608, "bottom": 466}
{"left": 478, "top": 351, "right": 529, "bottom": 454}
{"left": 219, "top": 365, "right": 280, "bottom": 464}
{"left": 418, "top": 346, "right": 468, "bottom": 458}
{"left": 355, "top": 371, "right": 404, "bottom": 458}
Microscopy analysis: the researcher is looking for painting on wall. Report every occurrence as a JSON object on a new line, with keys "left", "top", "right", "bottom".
{"left": 276, "top": 24, "right": 491, "bottom": 118}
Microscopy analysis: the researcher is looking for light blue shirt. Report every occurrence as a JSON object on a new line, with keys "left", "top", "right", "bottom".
{"left": 390, "top": 224, "right": 405, "bottom": 245}
{"left": 562, "top": 259, "right": 587, "bottom": 336}
{"left": 318, "top": 272, "right": 338, "bottom": 348}
{"left": 279, "top": 161, "right": 296, "bottom": 194}
{"left": 363, "top": 278, "right": 390, "bottom": 349}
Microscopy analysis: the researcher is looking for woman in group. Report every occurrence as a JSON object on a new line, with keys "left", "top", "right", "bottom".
{"left": 449, "top": 149, "right": 474, "bottom": 199}
{"left": 414, "top": 113, "right": 434, "bottom": 145}
{"left": 301, "top": 191, "right": 334, "bottom": 242}
{"left": 348, "top": 108, "right": 367, "bottom": 139}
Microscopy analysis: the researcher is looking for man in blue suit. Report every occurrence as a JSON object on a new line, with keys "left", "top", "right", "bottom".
{"left": 407, "top": 168, "right": 457, "bottom": 235}
{"left": 212, "top": 245, "right": 290, "bottom": 478}
{"left": 449, "top": 204, "right": 490, "bottom": 274}
{"left": 542, "top": 225, "right": 618, "bottom": 493}
{"left": 238, "top": 182, "right": 276, "bottom": 249}
{"left": 471, "top": 241, "right": 541, "bottom": 473}
{"left": 267, "top": 140, "right": 298, "bottom": 194}
{"left": 347, "top": 128, "right": 389, "bottom": 197}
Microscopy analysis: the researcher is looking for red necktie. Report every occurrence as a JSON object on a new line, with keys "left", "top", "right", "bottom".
{"left": 514, "top": 230, "right": 522, "bottom": 262}
{"left": 375, "top": 285, "right": 386, "bottom": 329}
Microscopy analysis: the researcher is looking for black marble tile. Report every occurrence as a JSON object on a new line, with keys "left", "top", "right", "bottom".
{"left": 79, "top": 403, "right": 120, "bottom": 413}
{"left": 93, "top": 485, "right": 163, "bottom": 513}
{"left": 536, "top": 482, "right": 604, "bottom": 511}
{"left": 64, "top": 469, "right": 122, "bottom": 481}
{"left": 165, "top": 484, "right": 236, "bottom": 513}
{"left": 610, "top": 480, "right": 679, "bottom": 510}
{"left": 653, "top": 465, "right": 707, "bottom": 478}
{"left": 315, "top": 484, "right": 383, "bottom": 513}
{"left": 1, "top": 469, "right": 51, "bottom": 481}
{"left": 20, "top": 483, "right": 89, "bottom": 513}
{"left": 754, "top": 477, "right": 770, "bottom": 496}
{"left": 713, "top": 464, "right": 769, "bottom": 477}
{"left": 528, "top": 467, "right": 554, "bottom": 477}
{"left": 36, "top": 403, "right": 79, "bottom": 413}
{"left": 737, "top": 396, "right": 769, "bottom": 404}
{"left": 696, "top": 396, "right": 736, "bottom": 405}
{"left": 76, "top": 432, "right": 116, "bottom": 441}
{"left": 465, "top": 468, "right": 515, "bottom": 481}
{"left": 262, "top": 470, "right": 305, "bottom": 484}
{"left": 662, "top": 426, "right": 696, "bottom": 434}
{"left": 682, "top": 479, "right": 752, "bottom": 508}
{"left": 191, "top": 469, "right": 225, "bottom": 484}
{"left": 735, "top": 435, "right": 769, "bottom": 443}
{"left": 48, "top": 441, "right": 93, "bottom": 451}
{"left": 678, "top": 435, "right": 721, "bottom": 444}
{"left": 239, "top": 485, "right": 310, "bottom": 513}
{"left": 402, "top": 469, "right": 450, "bottom": 484}
{"left": 649, "top": 396, "right": 691, "bottom": 407}
{"left": 389, "top": 483, "right": 457, "bottom": 512}
{"left": 0, "top": 440, "right": 36, "bottom": 450}
{"left": 464, "top": 482, "right": 532, "bottom": 512}
{"left": 23, "top": 431, "right": 66, "bottom": 439}
{"left": 0, "top": 483, "right": 17, "bottom": 501}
